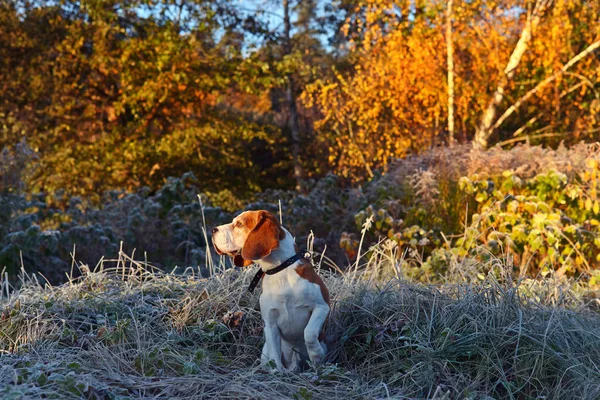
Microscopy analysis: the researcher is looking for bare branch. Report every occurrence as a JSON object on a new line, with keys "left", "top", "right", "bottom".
{"left": 512, "top": 81, "right": 588, "bottom": 137}
{"left": 492, "top": 40, "right": 600, "bottom": 132}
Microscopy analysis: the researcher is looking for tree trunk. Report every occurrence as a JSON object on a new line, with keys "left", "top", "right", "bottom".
{"left": 283, "top": 0, "right": 304, "bottom": 191}
{"left": 473, "top": 0, "right": 552, "bottom": 149}
{"left": 446, "top": 0, "right": 455, "bottom": 145}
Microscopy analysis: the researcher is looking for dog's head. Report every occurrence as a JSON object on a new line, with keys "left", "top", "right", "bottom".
{"left": 211, "top": 210, "right": 286, "bottom": 267}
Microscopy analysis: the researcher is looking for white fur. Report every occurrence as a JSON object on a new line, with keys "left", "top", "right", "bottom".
{"left": 212, "top": 213, "right": 329, "bottom": 371}
{"left": 256, "top": 229, "right": 329, "bottom": 371}
{"left": 212, "top": 222, "right": 236, "bottom": 254}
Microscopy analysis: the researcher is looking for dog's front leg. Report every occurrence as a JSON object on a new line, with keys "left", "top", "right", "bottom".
{"left": 262, "top": 320, "right": 283, "bottom": 371}
{"left": 260, "top": 296, "right": 284, "bottom": 371}
{"left": 304, "top": 304, "right": 329, "bottom": 366}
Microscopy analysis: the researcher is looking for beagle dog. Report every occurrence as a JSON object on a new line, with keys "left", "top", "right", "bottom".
{"left": 211, "top": 210, "right": 329, "bottom": 371}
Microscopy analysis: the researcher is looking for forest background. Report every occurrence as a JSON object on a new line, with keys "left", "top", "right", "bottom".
{"left": 1, "top": 0, "right": 600, "bottom": 284}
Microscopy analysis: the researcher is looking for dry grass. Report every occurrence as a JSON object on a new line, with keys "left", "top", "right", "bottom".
{"left": 1, "top": 245, "right": 600, "bottom": 400}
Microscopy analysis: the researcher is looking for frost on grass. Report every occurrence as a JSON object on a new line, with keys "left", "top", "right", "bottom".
{"left": 1, "top": 253, "right": 600, "bottom": 400}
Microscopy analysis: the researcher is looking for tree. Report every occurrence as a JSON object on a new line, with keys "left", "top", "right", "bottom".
{"left": 0, "top": 0, "right": 294, "bottom": 203}
{"left": 304, "top": 0, "right": 600, "bottom": 183}
{"left": 283, "top": 0, "right": 304, "bottom": 191}
{"left": 446, "top": 0, "right": 455, "bottom": 145}
{"left": 3, "top": 0, "right": 600, "bottom": 196}
{"left": 238, "top": 0, "right": 339, "bottom": 188}
{"left": 473, "top": 0, "right": 553, "bottom": 149}
{"left": 303, "top": 0, "right": 448, "bottom": 181}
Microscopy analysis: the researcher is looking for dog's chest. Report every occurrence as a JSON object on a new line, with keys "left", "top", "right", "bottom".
{"left": 259, "top": 267, "right": 316, "bottom": 341}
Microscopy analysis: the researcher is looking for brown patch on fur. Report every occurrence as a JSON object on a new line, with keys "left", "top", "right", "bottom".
{"left": 295, "top": 259, "right": 330, "bottom": 342}
{"left": 233, "top": 254, "right": 253, "bottom": 267}
{"left": 295, "top": 260, "right": 330, "bottom": 305}
{"left": 241, "top": 210, "right": 286, "bottom": 261}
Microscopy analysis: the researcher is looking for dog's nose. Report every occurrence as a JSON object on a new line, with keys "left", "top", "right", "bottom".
{"left": 211, "top": 227, "right": 218, "bottom": 234}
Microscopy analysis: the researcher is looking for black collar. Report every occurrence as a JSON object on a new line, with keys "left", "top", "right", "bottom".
{"left": 247, "top": 252, "right": 307, "bottom": 293}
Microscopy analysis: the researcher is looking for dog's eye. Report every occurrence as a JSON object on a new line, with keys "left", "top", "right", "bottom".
{"left": 235, "top": 222, "right": 242, "bottom": 228}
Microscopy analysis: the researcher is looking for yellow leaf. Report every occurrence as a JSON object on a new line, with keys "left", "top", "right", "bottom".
{"left": 586, "top": 158, "right": 597, "bottom": 169}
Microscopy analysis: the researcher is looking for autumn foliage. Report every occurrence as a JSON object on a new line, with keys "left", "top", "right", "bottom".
{"left": 1, "top": 0, "right": 599, "bottom": 197}
{"left": 2, "top": 0, "right": 600, "bottom": 283}
{"left": 304, "top": 0, "right": 600, "bottom": 181}
{"left": 0, "top": 0, "right": 294, "bottom": 203}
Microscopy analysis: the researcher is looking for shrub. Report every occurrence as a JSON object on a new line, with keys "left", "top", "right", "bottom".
{"left": 3, "top": 142, "right": 600, "bottom": 286}
{"left": 342, "top": 143, "right": 600, "bottom": 283}
{"left": 427, "top": 167, "right": 600, "bottom": 279}
{"left": 0, "top": 170, "right": 360, "bottom": 284}
{"left": 0, "top": 172, "right": 235, "bottom": 283}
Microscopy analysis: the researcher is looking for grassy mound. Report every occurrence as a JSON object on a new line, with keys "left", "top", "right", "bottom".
{"left": 1, "top": 254, "right": 600, "bottom": 399}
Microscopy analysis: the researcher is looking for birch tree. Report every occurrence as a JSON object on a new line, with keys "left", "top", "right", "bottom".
{"left": 473, "top": 0, "right": 553, "bottom": 149}
{"left": 446, "top": 0, "right": 455, "bottom": 145}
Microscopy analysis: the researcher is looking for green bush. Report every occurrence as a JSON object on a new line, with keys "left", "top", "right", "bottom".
{"left": 427, "top": 167, "right": 600, "bottom": 279}
{"left": 343, "top": 144, "right": 600, "bottom": 283}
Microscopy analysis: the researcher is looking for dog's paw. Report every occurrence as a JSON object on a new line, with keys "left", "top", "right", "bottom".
{"left": 262, "top": 359, "right": 283, "bottom": 373}
{"left": 307, "top": 348, "right": 325, "bottom": 366}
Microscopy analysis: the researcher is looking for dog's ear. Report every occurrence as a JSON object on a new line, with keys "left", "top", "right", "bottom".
{"left": 241, "top": 211, "right": 285, "bottom": 261}
{"left": 233, "top": 254, "right": 254, "bottom": 267}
